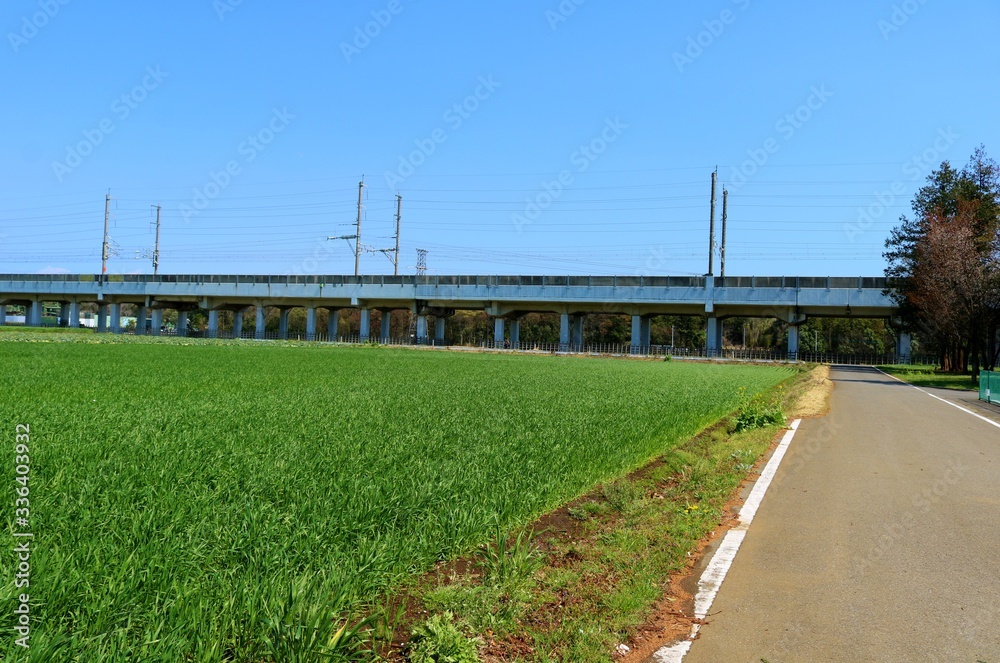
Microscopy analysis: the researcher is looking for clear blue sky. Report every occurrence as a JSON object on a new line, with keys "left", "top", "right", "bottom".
{"left": 1, "top": 0, "right": 996, "bottom": 277}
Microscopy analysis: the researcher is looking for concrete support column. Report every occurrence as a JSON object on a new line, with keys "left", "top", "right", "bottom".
{"left": 787, "top": 325, "right": 799, "bottom": 361}
{"left": 897, "top": 332, "right": 912, "bottom": 365}
{"left": 510, "top": 319, "right": 521, "bottom": 348}
{"left": 631, "top": 315, "right": 650, "bottom": 354}
{"left": 29, "top": 300, "right": 44, "bottom": 327}
{"left": 136, "top": 306, "right": 148, "bottom": 335}
{"left": 494, "top": 317, "right": 505, "bottom": 346}
{"left": 416, "top": 315, "right": 428, "bottom": 344}
{"left": 571, "top": 315, "right": 584, "bottom": 351}
{"left": 380, "top": 311, "right": 391, "bottom": 342}
{"left": 434, "top": 317, "right": 446, "bottom": 344}
{"left": 59, "top": 303, "right": 69, "bottom": 327}
{"left": 69, "top": 301, "right": 81, "bottom": 328}
{"left": 233, "top": 309, "right": 245, "bottom": 339}
{"left": 359, "top": 308, "right": 371, "bottom": 343}
{"left": 255, "top": 305, "right": 266, "bottom": 340}
{"left": 706, "top": 316, "right": 723, "bottom": 357}
{"left": 207, "top": 310, "right": 219, "bottom": 338}
{"left": 306, "top": 307, "right": 317, "bottom": 341}
{"left": 177, "top": 311, "right": 188, "bottom": 338}
{"left": 278, "top": 308, "right": 290, "bottom": 340}
{"left": 97, "top": 304, "right": 109, "bottom": 333}
{"left": 560, "top": 313, "right": 571, "bottom": 351}
{"left": 151, "top": 309, "right": 163, "bottom": 336}
{"left": 110, "top": 303, "right": 122, "bottom": 334}
{"left": 0, "top": 305, "right": 7, "bottom": 326}
{"left": 327, "top": 309, "right": 339, "bottom": 341}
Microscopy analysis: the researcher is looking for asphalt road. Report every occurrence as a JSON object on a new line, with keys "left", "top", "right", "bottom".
{"left": 683, "top": 366, "right": 1000, "bottom": 663}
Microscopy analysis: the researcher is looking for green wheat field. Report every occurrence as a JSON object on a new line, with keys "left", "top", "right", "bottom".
{"left": 0, "top": 336, "right": 792, "bottom": 661}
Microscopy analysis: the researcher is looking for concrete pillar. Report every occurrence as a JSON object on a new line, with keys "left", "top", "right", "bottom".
{"left": 59, "top": 303, "right": 69, "bottom": 327}
{"left": 69, "top": 301, "right": 80, "bottom": 328}
{"left": 897, "top": 332, "right": 912, "bottom": 365}
{"left": 136, "top": 306, "right": 148, "bottom": 335}
{"left": 0, "top": 305, "right": 6, "bottom": 326}
{"left": 97, "top": 304, "right": 109, "bottom": 333}
{"left": 207, "top": 310, "right": 219, "bottom": 338}
{"left": 510, "top": 319, "right": 521, "bottom": 348}
{"left": 255, "top": 305, "right": 266, "bottom": 340}
{"left": 787, "top": 325, "right": 799, "bottom": 361}
{"left": 494, "top": 317, "right": 505, "bottom": 345}
{"left": 560, "top": 313, "right": 571, "bottom": 351}
{"left": 29, "top": 300, "right": 44, "bottom": 327}
{"left": 177, "top": 311, "right": 188, "bottom": 337}
{"left": 380, "top": 311, "right": 391, "bottom": 342}
{"left": 706, "top": 316, "right": 723, "bottom": 357}
{"left": 571, "top": 315, "right": 584, "bottom": 351}
{"left": 233, "top": 309, "right": 245, "bottom": 339}
{"left": 109, "top": 303, "right": 122, "bottom": 334}
{"left": 434, "top": 317, "right": 446, "bottom": 344}
{"left": 279, "top": 309, "right": 290, "bottom": 340}
{"left": 327, "top": 309, "right": 339, "bottom": 341}
{"left": 631, "top": 315, "right": 649, "bottom": 354}
{"left": 416, "top": 315, "right": 428, "bottom": 344}
{"left": 359, "top": 309, "right": 371, "bottom": 342}
{"left": 641, "top": 317, "right": 651, "bottom": 348}
{"left": 151, "top": 309, "right": 163, "bottom": 336}
{"left": 306, "top": 307, "right": 317, "bottom": 341}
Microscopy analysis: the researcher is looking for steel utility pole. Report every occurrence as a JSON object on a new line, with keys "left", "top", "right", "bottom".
{"left": 153, "top": 204, "right": 162, "bottom": 275}
{"left": 394, "top": 194, "right": 402, "bottom": 276}
{"left": 720, "top": 187, "right": 728, "bottom": 279}
{"left": 102, "top": 191, "right": 111, "bottom": 279}
{"left": 354, "top": 179, "right": 365, "bottom": 277}
{"left": 708, "top": 169, "right": 717, "bottom": 275}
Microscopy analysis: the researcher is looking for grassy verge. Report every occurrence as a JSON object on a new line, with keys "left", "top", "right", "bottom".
{"left": 380, "top": 365, "right": 822, "bottom": 662}
{"left": 877, "top": 364, "right": 979, "bottom": 391}
{"left": 0, "top": 325, "right": 92, "bottom": 335}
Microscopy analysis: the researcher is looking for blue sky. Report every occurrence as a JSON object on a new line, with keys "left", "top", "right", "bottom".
{"left": 1, "top": 0, "right": 996, "bottom": 277}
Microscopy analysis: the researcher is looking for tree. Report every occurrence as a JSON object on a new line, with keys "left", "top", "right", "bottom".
{"left": 885, "top": 147, "right": 1000, "bottom": 375}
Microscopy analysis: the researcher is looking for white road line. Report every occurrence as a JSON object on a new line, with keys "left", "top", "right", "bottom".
{"left": 874, "top": 368, "right": 1000, "bottom": 430}
{"left": 652, "top": 419, "right": 802, "bottom": 663}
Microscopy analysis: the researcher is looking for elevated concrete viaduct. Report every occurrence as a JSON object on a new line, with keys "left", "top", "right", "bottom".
{"left": 0, "top": 273, "right": 910, "bottom": 362}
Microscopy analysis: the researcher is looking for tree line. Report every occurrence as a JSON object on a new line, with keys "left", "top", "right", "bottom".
{"left": 885, "top": 146, "right": 1000, "bottom": 377}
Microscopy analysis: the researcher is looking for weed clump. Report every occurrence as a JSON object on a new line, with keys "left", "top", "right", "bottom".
{"left": 733, "top": 386, "right": 786, "bottom": 432}
{"left": 407, "top": 611, "right": 480, "bottom": 663}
